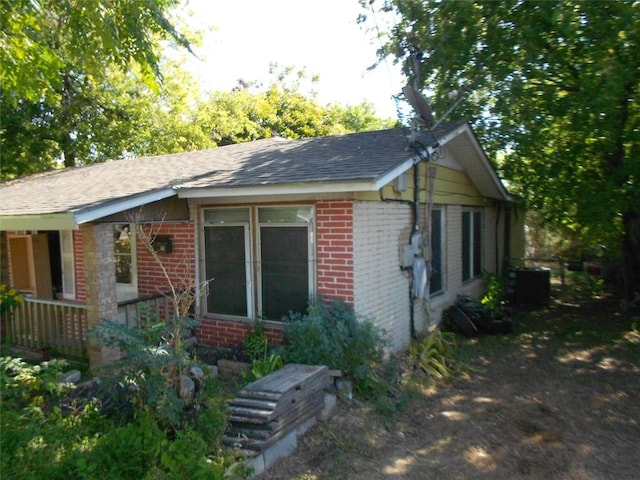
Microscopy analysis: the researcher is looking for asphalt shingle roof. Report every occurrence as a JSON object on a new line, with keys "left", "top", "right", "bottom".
{"left": 0, "top": 128, "right": 423, "bottom": 217}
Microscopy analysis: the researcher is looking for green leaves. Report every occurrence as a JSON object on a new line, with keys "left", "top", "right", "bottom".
{"left": 379, "top": 0, "right": 640, "bottom": 292}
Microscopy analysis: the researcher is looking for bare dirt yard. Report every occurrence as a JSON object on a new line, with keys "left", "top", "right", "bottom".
{"left": 256, "top": 296, "right": 640, "bottom": 480}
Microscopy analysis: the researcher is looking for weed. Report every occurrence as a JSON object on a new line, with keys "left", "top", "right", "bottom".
{"left": 242, "top": 321, "right": 284, "bottom": 381}
{"left": 409, "top": 330, "right": 459, "bottom": 380}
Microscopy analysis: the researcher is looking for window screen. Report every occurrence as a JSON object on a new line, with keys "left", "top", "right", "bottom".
{"left": 259, "top": 226, "right": 309, "bottom": 320}
{"left": 430, "top": 209, "right": 443, "bottom": 294}
{"left": 204, "top": 225, "right": 248, "bottom": 317}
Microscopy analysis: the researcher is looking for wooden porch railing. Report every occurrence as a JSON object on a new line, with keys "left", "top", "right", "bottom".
{"left": 4, "top": 298, "right": 88, "bottom": 358}
{"left": 117, "top": 292, "right": 173, "bottom": 328}
{"left": 2, "top": 293, "right": 175, "bottom": 360}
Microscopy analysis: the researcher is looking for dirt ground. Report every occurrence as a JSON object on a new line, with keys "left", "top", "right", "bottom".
{"left": 256, "top": 295, "right": 640, "bottom": 480}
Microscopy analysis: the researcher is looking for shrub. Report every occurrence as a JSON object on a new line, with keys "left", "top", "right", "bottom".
{"left": 1, "top": 319, "right": 232, "bottom": 479}
{"left": 0, "top": 284, "right": 24, "bottom": 315}
{"left": 283, "top": 299, "right": 388, "bottom": 396}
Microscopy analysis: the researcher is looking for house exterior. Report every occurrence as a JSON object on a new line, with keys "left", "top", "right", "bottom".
{"left": 0, "top": 122, "right": 524, "bottom": 365}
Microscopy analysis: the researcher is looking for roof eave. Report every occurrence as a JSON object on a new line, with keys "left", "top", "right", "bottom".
{"left": 0, "top": 188, "right": 177, "bottom": 231}
{"left": 459, "top": 126, "right": 513, "bottom": 202}
{"left": 0, "top": 213, "right": 77, "bottom": 231}
{"left": 176, "top": 180, "right": 381, "bottom": 199}
{"left": 73, "top": 188, "right": 177, "bottom": 224}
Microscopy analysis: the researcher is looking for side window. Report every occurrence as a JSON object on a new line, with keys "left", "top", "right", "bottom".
{"left": 430, "top": 208, "right": 443, "bottom": 294}
{"left": 462, "top": 210, "right": 482, "bottom": 281}
{"left": 60, "top": 230, "right": 76, "bottom": 299}
{"left": 113, "top": 224, "right": 137, "bottom": 301}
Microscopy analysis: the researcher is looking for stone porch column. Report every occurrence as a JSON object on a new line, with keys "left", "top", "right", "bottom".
{"left": 82, "top": 223, "right": 119, "bottom": 368}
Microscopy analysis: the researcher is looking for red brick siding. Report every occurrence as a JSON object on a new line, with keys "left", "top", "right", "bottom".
{"left": 316, "top": 200, "right": 355, "bottom": 306}
{"left": 136, "top": 222, "right": 196, "bottom": 297}
{"left": 196, "top": 318, "right": 283, "bottom": 348}
{"left": 73, "top": 229, "right": 86, "bottom": 302}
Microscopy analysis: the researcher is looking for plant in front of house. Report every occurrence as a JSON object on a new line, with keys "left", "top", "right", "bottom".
{"left": 283, "top": 299, "right": 389, "bottom": 397}
{"left": 0, "top": 355, "right": 235, "bottom": 479}
{"left": 409, "top": 329, "right": 460, "bottom": 381}
{"left": 0, "top": 284, "right": 23, "bottom": 316}
{"left": 243, "top": 321, "right": 283, "bottom": 381}
{"left": 480, "top": 272, "right": 506, "bottom": 313}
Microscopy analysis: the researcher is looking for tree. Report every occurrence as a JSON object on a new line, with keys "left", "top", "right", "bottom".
{"left": 196, "top": 66, "right": 396, "bottom": 145}
{"left": 373, "top": 0, "right": 640, "bottom": 298}
{"left": 0, "top": 0, "right": 192, "bottom": 172}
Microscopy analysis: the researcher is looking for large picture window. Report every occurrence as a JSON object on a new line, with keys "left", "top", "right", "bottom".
{"left": 202, "top": 206, "right": 314, "bottom": 321}
{"left": 462, "top": 210, "right": 482, "bottom": 281}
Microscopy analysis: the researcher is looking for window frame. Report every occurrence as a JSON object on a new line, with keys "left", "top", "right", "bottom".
{"left": 202, "top": 208, "right": 253, "bottom": 320}
{"left": 59, "top": 230, "right": 76, "bottom": 300}
{"left": 462, "top": 209, "right": 483, "bottom": 282}
{"left": 429, "top": 208, "right": 444, "bottom": 295}
{"left": 113, "top": 223, "right": 138, "bottom": 302}
{"left": 201, "top": 205, "right": 315, "bottom": 322}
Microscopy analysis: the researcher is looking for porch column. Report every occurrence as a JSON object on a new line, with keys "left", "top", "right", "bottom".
{"left": 82, "top": 223, "right": 119, "bottom": 368}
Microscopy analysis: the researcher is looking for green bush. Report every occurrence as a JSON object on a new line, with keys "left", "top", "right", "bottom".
{"left": 481, "top": 272, "right": 506, "bottom": 312}
{"left": 0, "top": 301, "right": 234, "bottom": 479}
{"left": 283, "top": 299, "right": 388, "bottom": 396}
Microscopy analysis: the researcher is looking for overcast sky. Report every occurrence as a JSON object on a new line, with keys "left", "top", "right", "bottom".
{"left": 180, "top": 0, "right": 406, "bottom": 119}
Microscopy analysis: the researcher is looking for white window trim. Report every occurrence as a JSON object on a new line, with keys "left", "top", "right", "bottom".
{"left": 114, "top": 223, "right": 138, "bottom": 302}
{"left": 429, "top": 207, "right": 445, "bottom": 296}
{"left": 201, "top": 211, "right": 254, "bottom": 321}
{"left": 60, "top": 230, "right": 76, "bottom": 300}
{"left": 462, "top": 209, "right": 483, "bottom": 282}
{"left": 201, "top": 205, "right": 315, "bottom": 321}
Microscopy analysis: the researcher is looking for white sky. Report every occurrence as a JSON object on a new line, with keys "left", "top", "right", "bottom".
{"left": 179, "top": 0, "right": 406, "bottom": 119}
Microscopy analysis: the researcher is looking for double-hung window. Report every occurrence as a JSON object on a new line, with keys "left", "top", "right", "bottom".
{"left": 202, "top": 206, "right": 315, "bottom": 321}
{"left": 429, "top": 208, "right": 444, "bottom": 294}
{"left": 113, "top": 224, "right": 137, "bottom": 301}
{"left": 462, "top": 210, "right": 482, "bottom": 281}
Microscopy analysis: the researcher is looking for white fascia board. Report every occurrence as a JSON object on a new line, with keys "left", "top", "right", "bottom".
{"left": 375, "top": 157, "right": 419, "bottom": 190}
{"left": 176, "top": 181, "right": 380, "bottom": 199}
{"left": 72, "top": 188, "right": 177, "bottom": 225}
{"left": 0, "top": 213, "right": 77, "bottom": 231}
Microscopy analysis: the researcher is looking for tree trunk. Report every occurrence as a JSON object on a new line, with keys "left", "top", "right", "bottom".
{"left": 61, "top": 131, "right": 76, "bottom": 168}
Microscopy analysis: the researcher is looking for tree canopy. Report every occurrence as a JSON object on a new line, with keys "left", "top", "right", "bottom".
{"left": 0, "top": 0, "right": 190, "bottom": 103}
{"left": 0, "top": 3, "right": 394, "bottom": 181}
{"left": 371, "top": 0, "right": 640, "bottom": 297}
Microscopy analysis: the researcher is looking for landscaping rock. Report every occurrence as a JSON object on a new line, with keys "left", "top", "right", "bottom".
{"left": 179, "top": 374, "right": 195, "bottom": 402}
{"left": 57, "top": 370, "right": 81, "bottom": 384}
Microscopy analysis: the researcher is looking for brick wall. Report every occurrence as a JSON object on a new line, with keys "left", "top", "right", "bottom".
{"left": 196, "top": 318, "right": 283, "bottom": 349}
{"left": 316, "top": 200, "right": 355, "bottom": 305}
{"left": 74, "top": 229, "right": 86, "bottom": 302}
{"left": 353, "top": 200, "right": 417, "bottom": 351}
{"left": 82, "top": 223, "right": 119, "bottom": 366}
{"left": 136, "top": 222, "right": 196, "bottom": 297}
